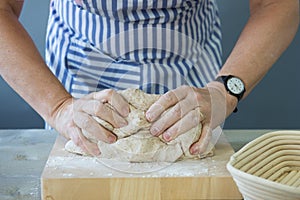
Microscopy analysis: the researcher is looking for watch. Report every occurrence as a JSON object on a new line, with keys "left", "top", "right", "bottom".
{"left": 216, "top": 75, "right": 246, "bottom": 112}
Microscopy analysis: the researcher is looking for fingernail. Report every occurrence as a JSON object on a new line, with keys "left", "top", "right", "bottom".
{"left": 191, "top": 146, "right": 199, "bottom": 155}
{"left": 163, "top": 131, "right": 172, "bottom": 141}
{"left": 94, "top": 149, "right": 101, "bottom": 156}
{"left": 151, "top": 127, "right": 160, "bottom": 135}
{"left": 118, "top": 119, "right": 128, "bottom": 127}
{"left": 146, "top": 104, "right": 163, "bottom": 121}
{"left": 146, "top": 112, "right": 153, "bottom": 121}
{"left": 122, "top": 108, "right": 129, "bottom": 116}
{"left": 108, "top": 135, "right": 116, "bottom": 143}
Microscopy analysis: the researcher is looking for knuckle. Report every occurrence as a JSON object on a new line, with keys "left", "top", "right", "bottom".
{"left": 181, "top": 85, "right": 189, "bottom": 89}
{"left": 171, "top": 105, "right": 182, "bottom": 118}
{"left": 181, "top": 85, "right": 192, "bottom": 92}
{"left": 102, "top": 89, "right": 114, "bottom": 97}
{"left": 89, "top": 92, "right": 97, "bottom": 99}
{"left": 163, "top": 91, "right": 176, "bottom": 101}
{"left": 194, "top": 92, "right": 202, "bottom": 102}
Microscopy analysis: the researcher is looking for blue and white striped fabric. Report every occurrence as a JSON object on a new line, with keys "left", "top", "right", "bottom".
{"left": 46, "top": 0, "right": 222, "bottom": 98}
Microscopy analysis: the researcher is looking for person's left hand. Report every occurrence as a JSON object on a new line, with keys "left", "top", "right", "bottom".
{"left": 146, "top": 83, "right": 236, "bottom": 155}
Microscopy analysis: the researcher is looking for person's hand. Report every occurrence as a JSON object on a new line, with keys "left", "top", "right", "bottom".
{"left": 146, "top": 83, "right": 237, "bottom": 155}
{"left": 51, "top": 89, "right": 129, "bottom": 156}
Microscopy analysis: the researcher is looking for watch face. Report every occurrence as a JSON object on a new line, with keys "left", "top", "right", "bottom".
{"left": 226, "top": 77, "right": 245, "bottom": 94}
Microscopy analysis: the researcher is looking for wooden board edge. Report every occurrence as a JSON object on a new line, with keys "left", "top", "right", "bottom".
{"left": 41, "top": 177, "right": 242, "bottom": 200}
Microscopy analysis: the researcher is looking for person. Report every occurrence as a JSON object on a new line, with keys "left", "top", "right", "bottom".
{"left": 0, "top": 0, "right": 298, "bottom": 156}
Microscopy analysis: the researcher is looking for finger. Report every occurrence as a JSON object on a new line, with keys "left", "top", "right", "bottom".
{"left": 146, "top": 86, "right": 191, "bottom": 122}
{"left": 162, "top": 108, "right": 205, "bottom": 141}
{"left": 149, "top": 98, "right": 196, "bottom": 136}
{"left": 81, "top": 100, "right": 127, "bottom": 128}
{"left": 92, "top": 89, "right": 129, "bottom": 117}
{"left": 69, "top": 126, "right": 100, "bottom": 156}
{"left": 73, "top": 111, "right": 116, "bottom": 143}
{"left": 189, "top": 123, "right": 212, "bottom": 155}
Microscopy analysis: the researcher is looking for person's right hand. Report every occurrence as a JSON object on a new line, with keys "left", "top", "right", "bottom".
{"left": 51, "top": 89, "right": 130, "bottom": 156}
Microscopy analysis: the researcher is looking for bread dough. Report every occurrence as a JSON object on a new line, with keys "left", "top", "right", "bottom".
{"left": 65, "top": 88, "right": 205, "bottom": 162}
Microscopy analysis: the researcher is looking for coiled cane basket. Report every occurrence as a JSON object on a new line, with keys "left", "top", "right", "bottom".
{"left": 227, "top": 130, "right": 300, "bottom": 200}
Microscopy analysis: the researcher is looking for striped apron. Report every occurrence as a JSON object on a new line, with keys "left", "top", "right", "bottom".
{"left": 46, "top": 0, "right": 222, "bottom": 99}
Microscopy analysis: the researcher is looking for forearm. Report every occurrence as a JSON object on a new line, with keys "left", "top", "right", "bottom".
{"left": 218, "top": 0, "right": 299, "bottom": 98}
{"left": 0, "top": 4, "right": 71, "bottom": 126}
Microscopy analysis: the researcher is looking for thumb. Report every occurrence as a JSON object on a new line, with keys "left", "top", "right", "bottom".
{"left": 190, "top": 123, "right": 212, "bottom": 155}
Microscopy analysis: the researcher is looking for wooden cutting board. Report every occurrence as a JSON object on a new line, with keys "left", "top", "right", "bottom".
{"left": 41, "top": 134, "right": 242, "bottom": 200}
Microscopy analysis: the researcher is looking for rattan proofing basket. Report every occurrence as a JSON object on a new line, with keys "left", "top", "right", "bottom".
{"left": 227, "top": 130, "right": 300, "bottom": 200}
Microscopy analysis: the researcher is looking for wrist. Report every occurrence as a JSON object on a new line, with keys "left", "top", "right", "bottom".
{"left": 47, "top": 96, "right": 74, "bottom": 129}
{"left": 207, "top": 81, "right": 238, "bottom": 116}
